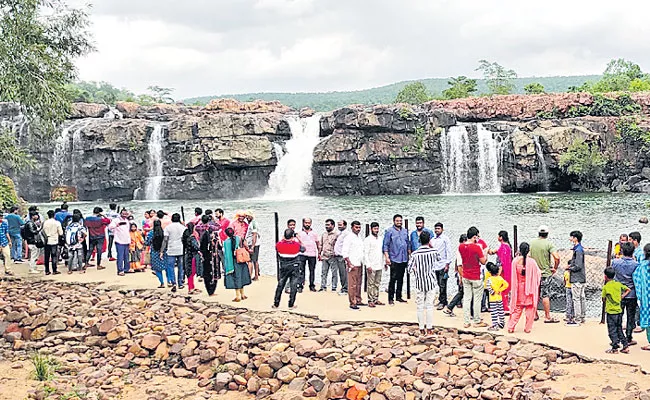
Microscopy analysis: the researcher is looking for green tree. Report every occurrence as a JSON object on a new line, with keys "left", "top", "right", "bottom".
{"left": 395, "top": 81, "right": 431, "bottom": 105}
{"left": 148, "top": 86, "right": 175, "bottom": 104}
{"left": 524, "top": 82, "right": 545, "bottom": 94}
{"left": 442, "top": 76, "right": 477, "bottom": 99}
{"left": 476, "top": 60, "right": 517, "bottom": 95}
{"left": 559, "top": 139, "right": 607, "bottom": 189}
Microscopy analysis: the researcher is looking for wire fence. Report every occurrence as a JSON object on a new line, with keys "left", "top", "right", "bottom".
{"left": 271, "top": 216, "right": 612, "bottom": 319}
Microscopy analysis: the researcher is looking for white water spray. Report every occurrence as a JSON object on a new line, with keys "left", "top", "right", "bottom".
{"left": 266, "top": 114, "right": 321, "bottom": 198}
{"left": 476, "top": 124, "right": 501, "bottom": 193}
{"left": 533, "top": 135, "right": 550, "bottom": 191}
{"left": 144, "top": 124, "right": 165, "bottom": 200}
{"left": 440, "top": 125, "right": 471, "bottom": 193}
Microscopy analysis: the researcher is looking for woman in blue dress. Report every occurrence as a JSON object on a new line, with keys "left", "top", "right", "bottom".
{"left": 145, "top": 219, "right": 176, "bottom": 292}
{"left": 222, "top": 227, "right": 251, "bottom": 302}
{"left": 633, "top": 243, "right": 650, "bottom": 351}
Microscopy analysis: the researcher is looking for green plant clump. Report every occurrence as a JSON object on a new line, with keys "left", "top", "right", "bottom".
{"left": 536, "top": 198, "right": 550, "bottom": 213}
{"left": 616, "top": 116, "right": 650, "bottom": 148}
{"left": 559, "top": 139, "right": 607, "bottom": 189}
{"left": 31, "top": 352, "right": 59, "bottom": 381}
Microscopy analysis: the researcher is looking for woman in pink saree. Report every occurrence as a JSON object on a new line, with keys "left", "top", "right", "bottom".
{"left": 489, "top": 230, "right": 513, "bottom": 313}
{"left": 507, "top": 242, "right": 542, "bottom": 333}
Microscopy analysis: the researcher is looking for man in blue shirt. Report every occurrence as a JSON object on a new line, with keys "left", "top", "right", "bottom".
{"left": 409, "top": 216, "right": 433, "bottom": 252}
{"left": 430, "top": 222, "right": 454, "bottom": 309}
{"left": 630, "top": 231, "right": 644, "bottom": 263}
{"left": 0, "top": 213, "right": 12, "bottom": 275}
{"left": 383, "top": 214, "right": 409, "bottom": 305}
{"left": 612, "top": 242, "right": 639, "bottom": 344}
{"left": 54, "top": 203, "right": 71, "bottom": 225}
{"left": 5, "top": 206, "right": 24, "bottom": 262}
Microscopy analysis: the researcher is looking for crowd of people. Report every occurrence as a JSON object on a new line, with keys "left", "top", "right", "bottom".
{"left": 1, "top": 204, "right": 649, "bottom": 353}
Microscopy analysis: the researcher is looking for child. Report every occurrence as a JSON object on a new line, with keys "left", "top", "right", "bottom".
{"left": 564, "top": 267, "right": 575, "bottom": 322}
{"left": 602, "top": 267, "right": 631, "bottom": 354}
{"left": 129, "top": 223, "right": 145, "bottom": 272}
{"left": 566, "top": 230, "right": 586, "bottom": 326}
{"left": 485, "top": 262, "right": 509, "bottom": 331}
{"left": 443, "top": 234, "right": 467, "bottom": 317}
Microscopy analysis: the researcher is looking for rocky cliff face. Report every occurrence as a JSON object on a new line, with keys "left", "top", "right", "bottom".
{"left": 6, "top": 101, "right": 291, "bottom": 202}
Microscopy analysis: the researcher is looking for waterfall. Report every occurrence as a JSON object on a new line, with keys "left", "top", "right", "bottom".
{"left": 440, "top": 125, "right": 471, "bottom": 193}
{"left": 50, "top": 121, "right": 88, "bottom": 186}
{"left": 266, "top": 114, "right": 321, "bottom": 198}
{"left": 272, "top": 142, "right": 284, "bottom": 162}
{"left": 144, "top": 124, "right": 165, "bottom": 201}
{"left": 0, "top": 109, "right": 29, "bottom": 146}
{"left": 476, "top": 124, "right": 501, "bottom": 193}
{"left": 533, "top": 135, "right": 550, "bottom": 191}
{"left": 441, "top": 123, "right": 503, "bottom": 193}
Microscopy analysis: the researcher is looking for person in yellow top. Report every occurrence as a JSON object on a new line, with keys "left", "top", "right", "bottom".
{"left": 613, "top": 234, "right": 628, "bottom": 258}
{"left": 485, "top": 262, "right": 509, "bottom": 331}
{"left": 563, "top": 268, "right": 574, "bottom": 322}
{"left": 602, "top": 267, "right": 631, "bottom": 354}
{"left": 129, "top": 223, "right": 145, "bottom": 272}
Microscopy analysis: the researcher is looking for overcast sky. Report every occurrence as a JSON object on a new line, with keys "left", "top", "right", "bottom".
{"left": 72, "top": 0, "right": 650, "bottom": 99}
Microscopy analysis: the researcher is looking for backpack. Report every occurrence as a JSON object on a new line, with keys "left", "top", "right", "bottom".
{"left": 65, "top": 223, "right": 82, "bottom": 246}
{"left": 20, "top": 225, "right": 29, "bottom": 240}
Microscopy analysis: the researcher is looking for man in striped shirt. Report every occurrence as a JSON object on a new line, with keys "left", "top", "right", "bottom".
{"left": 274, "top": 229, "right": 305, "bottom": 309}
{"left": 408, "top": 231, "right": 439, "bottom": 335}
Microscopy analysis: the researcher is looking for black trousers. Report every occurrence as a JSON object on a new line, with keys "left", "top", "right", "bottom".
{"left": 435, "top": 269, "right": 449, "bottom": 305}
{"left": 448, "top": 281, "right": 463, "bottom": 310}
{"left": 621, "top": 298, "right": 638, "bottom": 342}
{"left": 87, "top": 236, "right": 105, "bottom": 265}
{"left": 275, "top": 258, "right": 300, "bottom": 307}
{"left": 606, "top": 312, "right": 627, "bottom": 349}
{"left": 388, "top": 261, "right": 407, "bottom": 301}
{"left": 107, "top": 235, "right": 114, "bottom": 258}
{"left": 44, "top": 245, "right": 58, "bottom": 273}
{"left": 299, "top": 255, "right": 317, "bottom": 290}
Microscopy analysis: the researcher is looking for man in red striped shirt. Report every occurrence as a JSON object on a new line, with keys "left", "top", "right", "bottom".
{"left": 274, "top": 229, "right": 304, "bottom": 309}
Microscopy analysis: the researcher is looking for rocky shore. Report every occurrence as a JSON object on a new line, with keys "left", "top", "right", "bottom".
{"left": 2, "top": 278, "right": 649, "bottom": 400}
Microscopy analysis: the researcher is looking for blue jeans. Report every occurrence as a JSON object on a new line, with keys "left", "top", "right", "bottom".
{"left": 168, "top": 255, "right": 184, "bottom": 286}
{"left": 155, "top": 268, "right": 175, "bottom": 285}
{"left": 10, "top": 234, "right": 22, "bottom": 260}
{"left": 116, "top": 243, "right": 130, "bottom": 273}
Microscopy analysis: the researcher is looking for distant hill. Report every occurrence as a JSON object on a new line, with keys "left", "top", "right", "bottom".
{"left": 184, "top": 75, "right": 601, "bottom": 111}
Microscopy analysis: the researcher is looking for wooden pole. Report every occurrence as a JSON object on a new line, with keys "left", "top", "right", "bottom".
{"left": 364, "top": 223, "right": 370, "bottom": 293}
{"left": 601, "top": 240, "right": 613, "bottom": 324}
{"left": 180, "top": 206, "right": 185, "bottom": 223}
{"left": 274, "top": 212, "right": 280, "bottom": 281}
{"left": 405, "top": 218, "right": 410, "bottom": 300}
{"left": 513, "top": 225, "right": 518, "bottom": 253}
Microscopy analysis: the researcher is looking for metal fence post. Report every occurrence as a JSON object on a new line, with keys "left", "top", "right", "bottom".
{"left": 513, "top": 225, "right": 518, "bottom": 253}
{"left": 274, "top": 212, "right": 280, "bottom": 281}
{"left": 601, "top": 239, "right": 613, "bottom": 324}
{"left": 405, "top": 218, "right": 410, "bottom": 300}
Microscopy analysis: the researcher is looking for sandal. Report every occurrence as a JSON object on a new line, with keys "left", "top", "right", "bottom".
{"left": 157, "top": 284, "right": 165, "bottom": 289}
{"left": 641, "top": 346, "right": 650, "bottom": 351}
{"left": 544, "top": 318, "right": 560, "bottom": 324}
{"left": 620, "top": 347, "right": 630, "bottom": 354}
{"left": 232, "top": 298, "right": 241, "bottom": 302}
{"left": 508, "top": 329, "right": 514, "bottom": 334}
{"left": 241, "top": 295, "right": 248, "bottom": 300}
{"left": 605, "top": 348, "right": 619, "bottom": 354}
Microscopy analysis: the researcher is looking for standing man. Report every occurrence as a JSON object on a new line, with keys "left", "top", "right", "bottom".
{"left": 408, "top": 231, "right": 439, "bottom": 335}
{"left": 612, "top": 242, "right": 639, "bottom": 344}
{"left": 273, "top": 229, "right": 304, "bottom": 309}
{"left": 409, "top": 216, "right": 433, "bottom": 253}
{"left": 54, "top": 203, "right": 70, "bottom": 224}
{"left": 430, "top": 222, "right": 454, "bottom": 310}
{"left": 231, "top": 211, "right": 249, "bottom": 241}
{"left": 343, "top": 221, "right": 365, "bottom": 310}
{"left": 215, "top": 208, "right": 230, "bottom": 242}
{"left": 298, "top": 218, "right": 320, "bottom": 292}
{"left": 333, "top": 220, "right": 349, "bottom": 295}
{"left": 244, "top": 210, "right": 260, "bottom": 281}
{"left": 383, "top": 214, "right": 409, "bottom": 305}
{"left": 105, "top": 203, "right": 119, "bottom": 262}
{"left": 6, "top": 206, "right": 24, "bottom": 263}
{"left": 84, "top": 207, "right": 111, "bottom": 270}
{"left": 566, "top": 230, "right": 586, "bottom": 326}
{"left": 0, "top": 213, "right": 13, "bottom": 275}
{"left": 364, "top": 222, "right": 385, "bottom": 307}
{"left": 319, "top": 219, "right": 339, "bottom": 292}
{"left": 42, "top": 210, "right": 62, "bottom": 275}
{"left": 162, "top": 213, "right": 186, "bottom": 290}
{"left": 23, "top": 212, "right": 42, "bottom": 274}
{"left": 190, "top": 207, "right": 203, "bottom": 225}
{"left": 108, "top": 209, "right": 132, "bottom": 276}
{"left": 459, "top": 227, "right": 488, "bottom": 328}
{"left": 529, "top": 225, "right": 561, "bottom": 323}
{"left": 630, "top": 232, "right": 644, "bottom": 262}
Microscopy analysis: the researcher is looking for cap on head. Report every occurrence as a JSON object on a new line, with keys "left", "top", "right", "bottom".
{"left": 538, "top": 225, "right": 549, "bottom": 234}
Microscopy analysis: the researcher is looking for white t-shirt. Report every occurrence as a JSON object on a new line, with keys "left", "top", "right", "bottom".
{"left": 164, "top": 222, "right": 186, "bottom": 256}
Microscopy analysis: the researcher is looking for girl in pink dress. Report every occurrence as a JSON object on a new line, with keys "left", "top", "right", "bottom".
{"left": 489, "top": 231, "right": 513, "bottom": 313}
{"left": 507, "top": 242, "right": 542, "bottom": 333}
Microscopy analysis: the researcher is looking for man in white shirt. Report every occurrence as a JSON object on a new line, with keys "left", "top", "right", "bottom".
{"left": 162, "top": 213, "right": 186, "bottom": 290}
{"left": 342, "top": 221, "right": 365, "bottom": 310}
{"left": 333, "top": 220, "right": 349, "bottom": 295}
{"left": 429, "top": 222, "right": 454, "bottom": 310}
{"left": 364, "top": 222, "right": 385, "bottom": 307}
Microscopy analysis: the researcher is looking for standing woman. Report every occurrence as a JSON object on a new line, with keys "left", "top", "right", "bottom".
{"left": 198, "top": 215, "right": 219, "bottom": 296}
{"left": 146, "top": 219, "right": 176, "bottom": 291}
{"left": 489, "top": 231, "right": 513, "bottom": 313}
{"left": 141, "top": 211, "right": 153, "bottom": 268}
{"left": 223, "top": 227, "right": 252, "bottom": 302}
{"left": 633, "top": 243, "right": 650, "bottom": 350}
{"left": 183, "top": 222, "right": 202, "bottom": 295}
{"left": 507, "top": 242, "right": 542, "bottom": 333}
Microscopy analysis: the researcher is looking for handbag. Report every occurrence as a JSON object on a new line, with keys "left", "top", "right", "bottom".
{"left": 235, "top": 247, "right": 250, "bottom": 263}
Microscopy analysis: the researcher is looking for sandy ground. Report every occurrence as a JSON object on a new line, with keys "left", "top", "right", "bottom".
{"left": 5, "top": 260, "right": 650, "bottom": 374}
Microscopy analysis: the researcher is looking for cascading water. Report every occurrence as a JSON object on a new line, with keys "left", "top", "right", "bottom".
{"left": 440, "top": 125, "right": 471, "bottom": 193}
{"left": 266, "top": 114, "right": 321, "bottom": 198}
{"left": 0, "top": 108, "right": 29, "bottom": 146}
{"left": 144, "top": 124, "right": 165, "bottom": 201}
{"left": 272, "top": 142, "right": 284, "bottom": 162}
{"left": 441, "top": 123, "right": 503, "bottom": 193}
{"left": 533, "top": 135, "right": 550, "bottom": 191}
{"left": 476, "top": 124, "right": 501, "bottom": 193}
{"left": 50, "top": 121, "right": 88, "bottom": 186}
